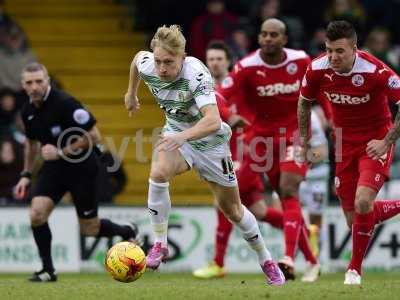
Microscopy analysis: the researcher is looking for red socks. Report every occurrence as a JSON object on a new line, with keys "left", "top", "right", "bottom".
{"left": 282, "top": 197, "right": 303, "bottom": 259}
{"left": 213, "top": 209, "right": 233, "bottom": 267}
{"left": 374, "top": 200, "right": 400, "bottom": 224}
{"left": 264, "top": 207, "right": 283, "bottom": 229}
{"left": 265, "top": 206, "right": 318, "bottom": 264}
{"left": 348, "top": 211, "right": 375, "bottom": 274}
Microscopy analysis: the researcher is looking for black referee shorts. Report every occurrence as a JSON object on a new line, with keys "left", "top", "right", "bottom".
{"left": 32, "top": 153, "right": 100, "bottom": 219}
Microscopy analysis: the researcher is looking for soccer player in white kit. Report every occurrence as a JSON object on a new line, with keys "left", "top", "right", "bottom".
{"left": 124, "top": 25, "right": 285, "bottom": 285}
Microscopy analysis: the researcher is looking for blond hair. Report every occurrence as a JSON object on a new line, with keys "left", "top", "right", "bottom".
{"left": 150, "top": 25, "right": 186, "bottom": 55}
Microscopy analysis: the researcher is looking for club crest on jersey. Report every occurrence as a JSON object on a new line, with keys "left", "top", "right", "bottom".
{"left": 351, "top": 74, "right": 364, "bottom": 87}
{"left": 221, "top": 76, "right": 233, "bottom": 88}
{"left": 286, "top": 62, "right": 298, "bottom": 75}
{"left": 388, "top": 75, "right": 400, "bottom": 89}
{"left": 50, "top": 125, "right": 61, "bottom": 137}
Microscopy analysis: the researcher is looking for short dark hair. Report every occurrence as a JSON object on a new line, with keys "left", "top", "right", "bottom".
{"left": 326, "top": 20, "right": 357, "bottom": 44}
{"left": 206, "top": 40, "right": 232, "bottom": 62}
{"left": 21, "top": 62, "right": 49, "bottom": 78}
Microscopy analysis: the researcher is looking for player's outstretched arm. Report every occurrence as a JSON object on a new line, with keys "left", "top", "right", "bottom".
{"left": 157, "top": 104, "right": 221, "bottom": 152}
{"left": 124, "top": 52, "right": 143, "bottom": 116}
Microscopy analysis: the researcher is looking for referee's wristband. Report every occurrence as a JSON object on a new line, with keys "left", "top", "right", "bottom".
{"left": 20, "top": 171, "right": 32, "bottom": 179}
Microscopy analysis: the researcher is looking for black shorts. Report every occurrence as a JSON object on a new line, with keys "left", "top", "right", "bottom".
{"left": 32, "top": 153, "right": 100, "bottom": 219}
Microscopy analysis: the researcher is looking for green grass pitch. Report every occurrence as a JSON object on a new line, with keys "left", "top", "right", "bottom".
{"left": 0, "top": 272, "right": 398, "bottom": 300}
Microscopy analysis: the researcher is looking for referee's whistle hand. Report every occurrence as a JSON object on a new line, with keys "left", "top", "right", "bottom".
{"left": 15, "top": 178, "right": 30, "bottom": 200}
{"left": 41, "top": 144, "right": 60, "bottom": 161}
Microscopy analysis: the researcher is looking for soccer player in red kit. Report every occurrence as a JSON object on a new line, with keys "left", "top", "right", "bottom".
{"left": 218, "top": 18, "right": 320, "bottom": 281}
{"left": 298, "top": 20, "right": 400, "bottom": 285}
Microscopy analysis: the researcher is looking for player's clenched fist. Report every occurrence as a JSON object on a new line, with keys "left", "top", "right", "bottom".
{"left": 124, "top": 93, "right": 140, "bottom": 117}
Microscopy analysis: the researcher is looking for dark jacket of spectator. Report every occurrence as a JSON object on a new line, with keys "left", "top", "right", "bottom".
{"left": 190, "top": 0, "right": 238, "bottom": 61}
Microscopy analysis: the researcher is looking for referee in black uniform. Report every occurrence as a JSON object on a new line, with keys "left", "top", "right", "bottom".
{"left": 15, "top": 62, "right": 138, "bottom": 282}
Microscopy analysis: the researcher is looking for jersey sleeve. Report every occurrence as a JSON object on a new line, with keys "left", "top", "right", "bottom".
{"left": 191, "top": 69, "right": 217, "bottom": 109}
{"left": 61, "top": 98, "right": 97, "bottom": 131}
{"left": 377, "top": 66, "right": 400, "bottom": 104}
{"left": 135, "top": 51, "right": 152, "bottom": 74}
{"left": 300, "top": 65, "right": 320, "bottom": 101}
{"left": 218, "top": 62, "right": 246, "bottom": 101}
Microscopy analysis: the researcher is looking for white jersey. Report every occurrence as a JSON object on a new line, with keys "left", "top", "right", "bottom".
{"left": 136, "top": 51, "right": 231, "bottom": 152}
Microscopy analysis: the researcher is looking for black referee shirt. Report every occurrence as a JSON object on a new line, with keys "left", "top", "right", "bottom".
{"left": 21, "top": 87, "right": 97, "bottom": 156}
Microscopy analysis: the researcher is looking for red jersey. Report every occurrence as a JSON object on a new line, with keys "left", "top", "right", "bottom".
{"left": 301, "top": 50, "right": 400, "bottom": 143}
{"left": 218, "top": 48, "right": 310, "bottom": 139}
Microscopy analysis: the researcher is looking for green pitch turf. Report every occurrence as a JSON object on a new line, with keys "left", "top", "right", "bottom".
{"left": 0, "top": 272, "right": 398, "bottom": 300}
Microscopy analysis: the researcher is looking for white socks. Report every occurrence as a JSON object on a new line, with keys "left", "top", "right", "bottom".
{"left": 148, "top": 179, "right": 171, "bottom": 247}
{"left": 235, "top": 205, "right": 272, "bottom": 265}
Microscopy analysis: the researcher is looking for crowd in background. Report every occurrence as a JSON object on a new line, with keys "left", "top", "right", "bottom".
{"left": 1, "top": 0, "right": 400, "bottom": 204}
{"left": 132, "top": 0, "right": 400, "bottom": 71}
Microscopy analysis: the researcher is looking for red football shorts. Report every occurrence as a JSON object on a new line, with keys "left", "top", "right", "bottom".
{"left": 234, "top": 134, "right": 307, "bottom": 207}
{"left": 335, "top": 142, "right": 394, "bottom": 212}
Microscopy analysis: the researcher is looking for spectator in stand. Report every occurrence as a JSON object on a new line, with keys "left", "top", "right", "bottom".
{"left": 0, "top": 0, "right": 14, "bottom": 46}
{"left": 248, "top": 0, "right": 305, "bottom": 49}
{"left": 227, "top": 24, "right": 252, "bottom": 61}
{"left": 363, "top": 27, "right": 400, "bottom": 120}
{"left": 0, "top": 24, "right": 36, "bottom": 92}
{"left": 308, "top": 28, "right": 327, "bottom": 59}
{"left": 324, "top": 0, "right": 366, "bottom": 41}
{"left": 189, "top": 0, "right": 238, "bottom": 62}
{"left": 363, "top": 27, "right": 399, "bottom": 73}
{"left": 0, "top": 135, "right": 23, "bottom": 205}
{"left": 0, "top": 88, "right": 22, "bottom": 137}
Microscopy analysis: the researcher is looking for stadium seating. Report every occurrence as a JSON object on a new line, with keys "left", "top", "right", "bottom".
{"left": 5, "top": 0, "right": 211, "bottom": 205}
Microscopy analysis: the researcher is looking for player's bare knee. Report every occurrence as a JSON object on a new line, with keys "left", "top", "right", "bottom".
{"left": 30, "top": 208, "right": 47, "bottom": 226}
{"left": 150, "top": 167, "right": 172, "bottom": 182}
{"left": 355, "top": 197, "right": 373, "bottom": 214}
{"left": 279, "top": 185, "right": 297, "bottom": 199}
{"left": 249, "top": 207, "right": 264, "bottom": 220}
{"left": 219, "top": 202, "right": 241, "bottom": 223}
{"left": 227, "top": 210, "right": 242, "bottom": 223}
